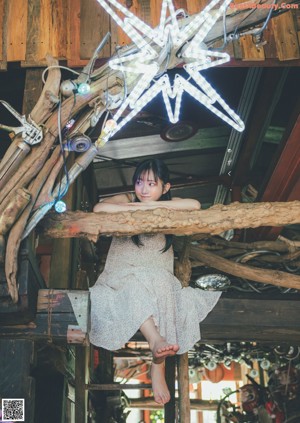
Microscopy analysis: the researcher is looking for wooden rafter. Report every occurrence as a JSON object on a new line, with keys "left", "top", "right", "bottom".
{"left": 231, "top": 68, "right": 288, "bottom": 197}
{"left": 251, "top": 100, "right": 300, "bottom": 240}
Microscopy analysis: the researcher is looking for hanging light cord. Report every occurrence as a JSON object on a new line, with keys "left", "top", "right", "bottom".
{"left": 54, "top": 95, "right": 70, "bottom": 206}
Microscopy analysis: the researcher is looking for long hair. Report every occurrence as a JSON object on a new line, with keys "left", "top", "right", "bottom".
{"left": 131, "top": 159, "right": 173, "bottom": 252}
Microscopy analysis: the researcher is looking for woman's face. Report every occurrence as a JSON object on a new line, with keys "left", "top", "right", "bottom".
{"left": 135, "top": 170, "right": 170, "bottom": 202}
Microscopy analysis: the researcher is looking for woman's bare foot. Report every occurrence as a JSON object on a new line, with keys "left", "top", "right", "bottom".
{"left": 152, "top": 340, "right": 179, "bottom": 363}
{"left": 151, "top": 361, "right": 170, "bottom": 404}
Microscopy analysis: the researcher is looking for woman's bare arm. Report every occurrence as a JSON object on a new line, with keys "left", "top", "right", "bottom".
{"left": 93, "top": 195, "right": 200, "bottom": 212}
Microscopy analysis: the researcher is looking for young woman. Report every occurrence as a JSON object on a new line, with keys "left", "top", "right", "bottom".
{"left": 90, "top": 159, "right": 221, "bottom": 404}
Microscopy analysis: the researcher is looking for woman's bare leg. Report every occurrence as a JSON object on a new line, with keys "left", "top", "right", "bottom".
{"left": 140, "top": 317, "right": 179, "bottom": 404}
{"left": 151, "top": 362, "right": 170, "bottom": 404}
{"left": 140, "top": 317, "right": 179, "bottom": 363}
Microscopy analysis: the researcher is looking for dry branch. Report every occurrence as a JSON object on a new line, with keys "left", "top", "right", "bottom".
{"left": 195, "top": 237, "right": 290, "bottom": 253}
{"left": 40, "top": 201, "right": 300, "bottom": 242}
{"left": 0, "top": 188, "right": 31, "bottom": 235}
{"left": 30, "top": 55, "right": 61, "bottom": 124}
{"left": 188, "top": 246, "right": 300, "bottom": 291}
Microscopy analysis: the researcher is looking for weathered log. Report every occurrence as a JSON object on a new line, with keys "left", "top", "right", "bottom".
{"left": 40, "top": 201, "right": 300, "bottom": 242}
{"left": 5, "top": 146, "right": 63, "bottom": 302}
{"left": 189, "top": 246, "right": 300, "bottom": 290}
{"left": 0, "top": 188, "right": 31, "bottom": 235}
{"left": 195, "top": 237, "right": 291, "bottom": 253}
{"left": 30, "top": 54, "right": 61, "bottom": 124}
{"left": 189, "top": 237, "right": 300, "bottom": 264}
{"left": 33, "top": 146, "right": 67, "bottom": 210}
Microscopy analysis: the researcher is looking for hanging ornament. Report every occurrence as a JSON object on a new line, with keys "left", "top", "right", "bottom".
{"left": 55, "top": 200, "right": 67, "bottom": 213}
{"left": 96, "top": 0, "right": 245, "bottom": 142}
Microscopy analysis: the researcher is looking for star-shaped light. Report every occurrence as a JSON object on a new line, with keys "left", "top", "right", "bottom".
{"left": 96, "top": 0, "right": 245, "bottom": 142}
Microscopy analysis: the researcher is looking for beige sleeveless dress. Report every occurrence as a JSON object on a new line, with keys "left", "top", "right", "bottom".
{"left": 89, "top": 234, "right": 221, "bottom": 353}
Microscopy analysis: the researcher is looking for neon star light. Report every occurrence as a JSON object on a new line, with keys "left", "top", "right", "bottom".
{"left": 96, "top": 0, "right": 245, "bottom": 142}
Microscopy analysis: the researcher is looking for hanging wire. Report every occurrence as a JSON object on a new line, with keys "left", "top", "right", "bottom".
{"left": 111, "top": 46, "right": 128, "bottom": 103}
{"left": 229, "top": 0, "right": 278, "bottom": 41}
{"left": 211, "top": 4, "right": 230, "bottom": 50}
{"left": 80, "top": 32, "right": 111, "bottom": 83}
{"left": 216, "top": 389, "right": 240, "bottom": 423}
{"left": 238, "top": 0, "right": 277, "bottom": 37}
{"left": 41, "top": 65, "right": 80, "bottom": 84}
{"left": 54, "top": 94, "right": 70, "bottom": 205}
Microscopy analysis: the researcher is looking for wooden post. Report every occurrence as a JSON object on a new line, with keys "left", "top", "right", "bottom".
{"left": 48, "top": 154, "right": 76, "bottom": 290}
{"left": 75, "top": 345, "right": 89, "bottom": 423}
{"left": 175, "top": 237, "right": 191, "bottom": 422}
{"left": 165, "top": 356, "right": 176, "bottom": 423}
{"left": 177, "top": 353, "right": 191, "bottom": 423}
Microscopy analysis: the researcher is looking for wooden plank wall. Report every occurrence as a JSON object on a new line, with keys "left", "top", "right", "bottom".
{"left": 0, "top": 0, "right": 8, "bottom": 69}
{"left": 0, "top": 0, "right": 299, "bottom": 69}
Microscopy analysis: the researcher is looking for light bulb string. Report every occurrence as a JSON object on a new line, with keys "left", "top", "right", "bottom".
{"left": 54, "top": 95, "right": 70, "bottom": 206}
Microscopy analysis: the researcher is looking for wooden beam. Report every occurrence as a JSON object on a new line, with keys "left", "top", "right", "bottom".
{"left": 0, "top": 289, "right": 90, "bottom": 342}
{"left": 185, "top": 244, "right": 300, "bottom": 290}
{"left": 2, "top": 291, "right": 300, "bottom": 344}
{"left": 232, "top": 68, "right": 288, "bottom": 190}
{"left": 79, "top": 0, "right": 110, "bottom": 59}
{"left": 0, "top": 0, "right": 8, "bottom": 70}
{"left": 39, "top": 201, "right": 300, "bottom": 241}
{"left": 130, "top": 295, "right": 300, "bottom": 343}
{"left": 75, "top": 346, "right": 88, "bottom": 423}
{"left": 87, "top": 383, "right": 152, "bottom": 391}
{"left": 260, "top": 111, "right": 300, "bottom": 202}
{"left": 201, "top": 296, "right": 300, "bottom": 343}
{"left": 127, "top": 397, "right": 219, "bottom": 411}
{"left": 94, "top": 127, "right": 230, "bottom": 163}
{"left": 96, "top": 57, "right": 300, "bottom": 69}
{"left": 252, "top": 103, "right": 300, "bottom": 240}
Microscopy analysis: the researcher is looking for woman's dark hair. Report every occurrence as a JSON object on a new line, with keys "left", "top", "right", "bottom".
{"left": 131, "top": 158, "right": 173, "bottom": 252}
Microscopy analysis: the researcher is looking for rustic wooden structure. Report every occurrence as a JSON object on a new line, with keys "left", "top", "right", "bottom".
{"left": 0, "top": 0, "right": 299, "bottom": 69}
{"left": 0, "top": 1, "right": 300, "bottom": 422}
{"left": 40, "top": 200, "right": 300, "bottom": 240}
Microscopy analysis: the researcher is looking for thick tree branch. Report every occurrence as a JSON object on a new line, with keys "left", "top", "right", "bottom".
{"left": 188, "top": 246, "right": 300, "bottom": 291}
{"left": 39, "top": 201, "right": 300, "bottom": 242}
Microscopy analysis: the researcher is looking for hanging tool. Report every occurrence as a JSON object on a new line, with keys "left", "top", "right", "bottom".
{"left": 0, "top": 100, "right": 44, "bottom": 189}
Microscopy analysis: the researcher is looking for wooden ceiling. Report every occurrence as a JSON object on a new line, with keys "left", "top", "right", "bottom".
{"left": 0, "top": 0, "right": 299, "bottom": 68}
